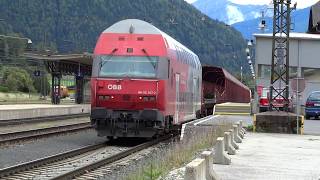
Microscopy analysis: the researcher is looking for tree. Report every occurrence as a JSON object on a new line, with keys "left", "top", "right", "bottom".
{"left": 1, "top": 67, "right": 36, "bottom": 93}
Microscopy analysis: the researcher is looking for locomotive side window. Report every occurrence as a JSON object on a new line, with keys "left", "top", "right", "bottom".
{"left": 171, "top": 68, "right": 174, "bottom": 87}
{"left": 168, "top": 59, "right": 170, "bottom": 79}
{"left": 157, "top": 58, "right": 169, "bottom": 79}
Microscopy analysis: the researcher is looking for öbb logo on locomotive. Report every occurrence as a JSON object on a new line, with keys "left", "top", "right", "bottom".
{"left": 107, "top": 84, "right": 122, "bottom": 90}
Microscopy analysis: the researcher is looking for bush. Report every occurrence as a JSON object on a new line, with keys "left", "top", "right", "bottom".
{"left": 0, "top": 85, "right": 9, "bottom": 92}
{"left": 246, "top": 125, "right": 254, "bottom": 132}
{"left": 1, "top": 66, "right": 36, "bottom": 93}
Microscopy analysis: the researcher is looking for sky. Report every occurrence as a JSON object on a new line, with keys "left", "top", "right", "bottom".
{"left": 185, "top": 0, "right": 319, "bottom": 9}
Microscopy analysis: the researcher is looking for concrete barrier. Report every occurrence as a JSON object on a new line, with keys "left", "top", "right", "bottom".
{"left": 185, "top": 158, "right": 206, "bottom": 180}
{"left": 224, "top": 132, "right": 236, "bottom": 155}
{"left": 229, "top": 129, "right": 239, "bottom": 150}
{"left": 201, "top": 151, "right": 220, "bottom": 180}
{"left": 236, "top": 122, "right": 244, "bottom": 139}
{"left": 233, "top": 125, "right": 242, "bottom": 143}
{"left": 239, "top": 120, "right": 246, "bottom": 134}
{"left": 214, "top": 137, "right": 231, "bottom": 165}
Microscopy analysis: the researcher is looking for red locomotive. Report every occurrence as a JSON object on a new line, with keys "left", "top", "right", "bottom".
{"left": 91, "top": 19, "right": 202, "bottom": 138}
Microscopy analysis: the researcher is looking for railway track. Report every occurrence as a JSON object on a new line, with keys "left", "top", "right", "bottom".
{"left": 0, "top": 135, "right": 173, "bottom": 180}
{"left": 0, "top": 122, "right": 92, "bottom": 146}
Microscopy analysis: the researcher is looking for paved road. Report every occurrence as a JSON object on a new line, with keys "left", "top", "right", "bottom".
{"left": 304, "top": 119, "right": 320, "bottom": 135}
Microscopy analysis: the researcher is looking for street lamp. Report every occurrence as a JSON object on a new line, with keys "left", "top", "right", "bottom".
{"left": 245, "top": 39, "right": 259, "bottom": 113}
{"left": 246, "top": 40, "right": 255, "bottom": 79}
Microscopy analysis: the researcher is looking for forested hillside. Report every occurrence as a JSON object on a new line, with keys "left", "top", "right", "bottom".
{"left": 0, "top": 0, "right": 247, "bottom": 72}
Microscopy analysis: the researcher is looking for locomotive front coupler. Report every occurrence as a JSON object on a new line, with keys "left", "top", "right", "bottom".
{"left": 119, "top": 112, "right": 134, "bottom": 135}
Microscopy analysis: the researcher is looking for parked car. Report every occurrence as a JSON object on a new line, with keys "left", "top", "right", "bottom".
{"left": 259, "top": 88, "right": 292, "bottom": 112}
{"left": 305, "top": 91, "right": 320, "bottom": 119}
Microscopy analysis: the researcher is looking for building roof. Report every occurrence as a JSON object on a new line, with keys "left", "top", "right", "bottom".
{"left": 24, "top": 52, "right": 93, "bottom": 65}
{"left": 254, "top": 32, "right": 320, "bottom": 41}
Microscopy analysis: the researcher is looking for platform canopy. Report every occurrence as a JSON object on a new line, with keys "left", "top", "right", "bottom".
{"left": 24, "top": 52, "right": 93, "bottom": 65}
{"left": 24, "top": 52, "right": 93, "bottom": 76}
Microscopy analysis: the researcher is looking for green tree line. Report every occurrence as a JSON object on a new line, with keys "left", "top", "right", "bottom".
{"left": 0, "top": 0, "right": 248, "bottom": 72}
{"left": 0, "top": 0, "right": 253, "bottom": 94}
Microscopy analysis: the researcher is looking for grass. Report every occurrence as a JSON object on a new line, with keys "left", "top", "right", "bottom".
{"left": 0, "top": 92, "right": 43, "bottom": 103}
{"left": 246, "top": 125, "right": 254, "bottom": 132}
{"left": 126, "top": 124, "right": 232, "bottom": 180}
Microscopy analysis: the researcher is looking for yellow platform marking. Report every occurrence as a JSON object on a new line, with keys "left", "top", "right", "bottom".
{"left": 253, "top": 114, "right": 256, "bottom": 132}
{"left": 215, "top": 112, "right": 251, "bottom": 116}
{"left": 216, "top": 102, "right": 251, "bottom": 107}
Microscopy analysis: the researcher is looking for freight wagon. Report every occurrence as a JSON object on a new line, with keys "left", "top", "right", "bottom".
{"left": 201, "top": 66, "right": 251, "bottom": 116}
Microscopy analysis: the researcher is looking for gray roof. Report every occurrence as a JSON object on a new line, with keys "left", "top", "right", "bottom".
{"left": 103, "top": 19, "right": 162, "bottom": 35}
{"left": 254, "top": 33, "right": 320, "bottom": 41}
{"left": 102, "top": 19, "right": 198, "bottom": 56}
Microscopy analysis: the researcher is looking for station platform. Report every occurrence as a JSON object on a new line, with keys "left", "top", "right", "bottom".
{"left": 0, "top": 104, "right": 90, "bottom": 121}
{"left": 213, "top": 132, "right": 320, "bottom": 180}
{"left": 214, "top": 102, "right": 251, "bottom": 116}
{"left": 193, "top": 115, "right": 253, "bottom": 127}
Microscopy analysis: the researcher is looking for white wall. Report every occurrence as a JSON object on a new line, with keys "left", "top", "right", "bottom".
{"left": 255, "top": 35, "right": 320, "bottom": 104}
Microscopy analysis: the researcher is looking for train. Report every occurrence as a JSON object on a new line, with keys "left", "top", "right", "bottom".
{"left": 90, "top": 19, "right": 250, "bottom": 139}
{"left": 201, "top": 66, "right": 251, "bottom": 116}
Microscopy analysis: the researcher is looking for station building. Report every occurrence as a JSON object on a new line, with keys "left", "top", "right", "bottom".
{"left": 254, "top": 32, "right": 320, "bottom": 105}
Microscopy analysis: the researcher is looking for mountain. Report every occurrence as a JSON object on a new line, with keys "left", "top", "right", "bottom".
{"left": 232, "top": 7, "right": 310, "bottom": 39}
{"left": 0, "top": 0, "right": 247, "bottom": 73}
{"left": 192, "top": 0, "right": 269, "bottom": 25}
{"left": 192, "top": 0, "right": 310, "bottom": 39}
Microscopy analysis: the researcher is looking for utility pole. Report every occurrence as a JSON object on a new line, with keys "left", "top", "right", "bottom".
{"left": 256, "top": 0, "right": 300, "bottom": 134}
{"left": 269, "top": 0, "right": 292, "bottom": 112}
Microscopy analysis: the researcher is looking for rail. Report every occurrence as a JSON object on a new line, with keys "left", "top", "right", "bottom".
{"left": 53, "top": 135, "right": 174, "bottom": 180}
{"left": 0, "top": 142, "right": 106, "bottom": 178}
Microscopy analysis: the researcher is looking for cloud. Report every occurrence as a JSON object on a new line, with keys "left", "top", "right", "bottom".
{"left": 186, "top": 0, "right": 318, "bottom": 9}
{"left": 229, "top": 0, "right": 318, "bottom": 9}
{"left": 185, "top": 0, "right": 197, "bottom": 3}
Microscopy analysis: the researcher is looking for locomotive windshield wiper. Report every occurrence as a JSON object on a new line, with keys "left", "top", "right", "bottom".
{"left": 142, "top": 49, "right": 156, "bottom": 68}
{"left": 99, "top": 48, "right": 118, "bottom": 72}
